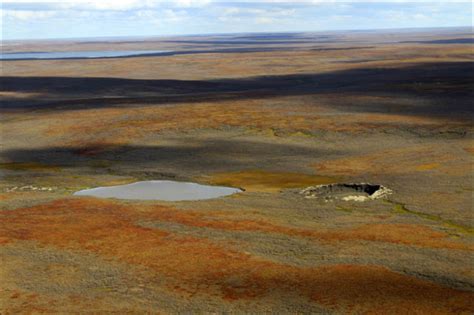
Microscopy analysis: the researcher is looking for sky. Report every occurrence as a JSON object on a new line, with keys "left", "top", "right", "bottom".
{"left": 1, "top": 0, "right": 473, "bottom": 40}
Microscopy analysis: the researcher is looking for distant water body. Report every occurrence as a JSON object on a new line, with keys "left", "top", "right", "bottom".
{"left": 0, "top": 50, "right": 171, "bottom": 60}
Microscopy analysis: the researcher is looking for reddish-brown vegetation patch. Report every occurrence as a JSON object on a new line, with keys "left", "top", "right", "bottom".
{"left": 1, "top": 290, "right": 53, "bottom": 314}
{"left": 464, "top": 147, "right": 474, "bottom": 155}
{"left": 145, "top": 207, "right": 471, "bottom": 251}
{"left": 309, "top": 264, "right": 474, "bottom": 314}
{"left": 1, "top": 198, "right": 473, "bottom": 312}
{"left": 34, "top": 97, "right": 464, "bottom": 148}
{"left": 42, "top": 100, "right": 322, "bottom": 146}
{"left": 1, "top": 198, "right": 469, "bottom": 255}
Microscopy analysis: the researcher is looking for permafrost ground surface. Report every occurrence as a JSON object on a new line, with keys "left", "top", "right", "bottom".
{"left": 1, "top": 29, "right": 473, "bottom": 313}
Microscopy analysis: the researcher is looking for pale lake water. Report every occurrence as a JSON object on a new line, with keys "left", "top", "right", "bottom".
{"left": 73, "top": 180, "right": 243, "bottom": 201}
{"left": 0, "top": 50, "right": 171, "bottom": 60}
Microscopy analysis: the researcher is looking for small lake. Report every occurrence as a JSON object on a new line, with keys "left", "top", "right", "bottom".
{"left": 0, "top": 50, "right": 171, "bottom": 60}
{"left": 73, "top": 180, "right": 243, "bottom": 201}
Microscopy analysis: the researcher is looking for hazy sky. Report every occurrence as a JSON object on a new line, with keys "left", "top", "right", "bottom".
{"left": 1, "top": 1, "right": 472, "bottom": 40}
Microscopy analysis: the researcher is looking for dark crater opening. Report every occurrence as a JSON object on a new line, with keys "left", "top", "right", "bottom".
{"left": 341, "top": 183, "right": 381, "bottom": 195}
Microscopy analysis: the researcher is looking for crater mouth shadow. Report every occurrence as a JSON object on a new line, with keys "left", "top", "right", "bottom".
{"left": 300, "top": 183, "right": 392, "bottom": 202}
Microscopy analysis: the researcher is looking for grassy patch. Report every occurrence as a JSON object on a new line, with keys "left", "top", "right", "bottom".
{"left": 203, "top": 169, "right": 339, "bottom": 192}
{"left": 0, "top": 162, "right": 60, "bottom": 172}
{"left": 335, "top": 206, "right": 354, "bottom": 213}
{"left": 415, "top": 163, "right": 440, "bottom": 171}
{"left": 387, "top": 200, "right": 474, "bottom": 235}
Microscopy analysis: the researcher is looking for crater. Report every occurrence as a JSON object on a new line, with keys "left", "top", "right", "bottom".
{"left": 74, "top": 180, "right": 242, "bottom": 201}
{"left": 300, "top": 183, "right": 392, "bottom": 202}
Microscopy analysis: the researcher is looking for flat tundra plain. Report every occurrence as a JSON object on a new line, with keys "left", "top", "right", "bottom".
{"left": 1, "top": 28, "right": 474, "bottom": 313}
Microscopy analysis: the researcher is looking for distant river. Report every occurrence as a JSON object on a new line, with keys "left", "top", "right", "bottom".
{"left": 0, "top": 50, "right": 172, "bottom": 60}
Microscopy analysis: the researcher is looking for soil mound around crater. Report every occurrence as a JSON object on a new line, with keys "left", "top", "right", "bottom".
{"left": 300, "top": 183, "right": 392, "bottom": 202}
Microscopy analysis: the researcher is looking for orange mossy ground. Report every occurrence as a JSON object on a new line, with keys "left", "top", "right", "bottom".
{"left": 0, "top": 288, "right": 145, "bottom": 314}
{"left": 1, "top": 198, "right": 470, "bottom": 255}
{"left": 464, "top": 147, "right": 474, "bottom": 155}
{"left": 28, "top": 98, "right": 460, "bottom": 148}
{"left": 1, "top": 198, "right": 473, "bottom": 313}
{"left": 314, "top": 145, "right": 463, "bottom": 176}
{"left": 2, "top": 34, "right": 473, "bottom": 314}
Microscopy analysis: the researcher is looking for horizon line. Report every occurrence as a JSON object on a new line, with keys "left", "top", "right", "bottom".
{"left": 1, "top": 25, "right": 471, "bottom": 43}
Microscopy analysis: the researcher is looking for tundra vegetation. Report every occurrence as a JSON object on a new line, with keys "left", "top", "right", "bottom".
{"left": 1, "top": 28, "right": 473, "bottom": 313}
